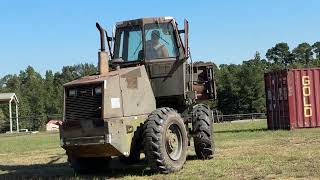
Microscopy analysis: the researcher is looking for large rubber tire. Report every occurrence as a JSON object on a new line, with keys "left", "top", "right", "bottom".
{"left": 67, "top": 154, "right": 110, "bottom": 174}
{"left": 143, "top": 107, "right": 188, "bottom": 173}
{"left": 192, "top": 104, "right": 214, "bottom": 159}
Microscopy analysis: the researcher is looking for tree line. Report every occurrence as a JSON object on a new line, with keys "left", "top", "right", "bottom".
{"left": 216, "top": 41, "right": 320, "bottom": 115}
{"left": 0, "top": 41, "right": 319, "bottom": 132}
{"left": 0, "top": 64, "right": 97, "bottom": 132}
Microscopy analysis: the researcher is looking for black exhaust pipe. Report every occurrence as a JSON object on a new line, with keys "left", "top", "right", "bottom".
{"left": 96, "top": 22, "right": 109, "bottom": 75}
{"left": 96, "top": 22, "right": 106, "bottom": 52}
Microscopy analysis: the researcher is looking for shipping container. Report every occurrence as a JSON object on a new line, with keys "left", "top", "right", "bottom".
{"left": 265, "top": 68, "right": 320, "bottom": 130}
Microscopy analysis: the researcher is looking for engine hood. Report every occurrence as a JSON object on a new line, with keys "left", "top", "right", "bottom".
{"left": 63, "top": 66, "right": 143, "bottom": 87}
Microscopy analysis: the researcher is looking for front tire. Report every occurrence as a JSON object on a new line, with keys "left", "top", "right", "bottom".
{"left": 143, "top": 108, "right": 188, "bottom": 173}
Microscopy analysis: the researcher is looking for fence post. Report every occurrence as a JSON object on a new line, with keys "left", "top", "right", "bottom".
{"left": 9, "top": 100, "right": 12, "bottom": 133}
{"left": 16, "top": 104, "right": 19, "bottom": 132}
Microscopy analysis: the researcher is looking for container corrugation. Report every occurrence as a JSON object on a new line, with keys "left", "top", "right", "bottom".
{"left": 265, "top": 68, "right": 320, "bottom": 130}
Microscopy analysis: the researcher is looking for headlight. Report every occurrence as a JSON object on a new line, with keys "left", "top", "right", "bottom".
{"left": 95, "top": 87, "right": 102, "bottom": 95}
{"left": 68, "top": 89, "right": 76, "bottom": 96}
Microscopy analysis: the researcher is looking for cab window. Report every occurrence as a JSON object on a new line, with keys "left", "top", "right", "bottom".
{"left": 114, "top": 26, "right": 143, "bottom": 61}
{"left": 144, "top": 23, "right": 179, "bottom": 60}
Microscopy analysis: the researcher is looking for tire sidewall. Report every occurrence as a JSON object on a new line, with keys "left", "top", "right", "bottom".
{"left": 192, "top": 104, "right": 214, "bottom": 159}
{"left": 160, "top": 112, "right": 188, "bottom": 170}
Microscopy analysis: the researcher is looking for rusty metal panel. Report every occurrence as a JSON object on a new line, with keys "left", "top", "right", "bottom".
{"left": 106, "top": 116, "right": 146, "bottom": 157}
{"left": 265, "top": 68, "right": 320, "bottom": 129}
{"left": 103, "top": 75, "right": 124, "bottom": 118}
{"left": 120, "top": 66, "right": 156, "bottom": 117}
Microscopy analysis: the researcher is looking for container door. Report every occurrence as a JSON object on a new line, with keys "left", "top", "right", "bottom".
{"left": 265, "top": 71, "right": 290, "bottom": 129}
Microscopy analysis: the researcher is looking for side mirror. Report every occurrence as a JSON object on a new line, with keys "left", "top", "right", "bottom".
{"left": 184, "top": 19, "right": 189, "bottom": 58}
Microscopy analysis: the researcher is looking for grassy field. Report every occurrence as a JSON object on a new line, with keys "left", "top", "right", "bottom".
{"left": 0, "top": 120, "right": 320, "bottom": 179}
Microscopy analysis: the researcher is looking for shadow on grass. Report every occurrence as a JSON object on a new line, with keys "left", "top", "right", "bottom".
{"left": 215, "top": 128, "right": 269, "bottom": 134}
{"left": 0, "top": 157, "right": 155, "bottom": 179}
{"left": 0, "top": 154, "right": 206, "bottom": 179}
{"left": 0, "top": 162, "right": 73, "bottom": 180}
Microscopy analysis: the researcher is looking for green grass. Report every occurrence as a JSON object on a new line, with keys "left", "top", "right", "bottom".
{"left": 1, "top": 120, "right": 320, "bottom": 179}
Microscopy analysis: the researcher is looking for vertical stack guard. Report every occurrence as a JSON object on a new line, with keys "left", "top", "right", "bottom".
{"left": 265, "top": 68, "right": 320, "bottom": 130}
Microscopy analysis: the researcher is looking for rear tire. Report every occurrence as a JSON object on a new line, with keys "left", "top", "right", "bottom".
{"left": 143, "top": 107, "right": 188, "bottom": 173}
{"left": 192, "top": 104, "right": 214, "bottom": 159}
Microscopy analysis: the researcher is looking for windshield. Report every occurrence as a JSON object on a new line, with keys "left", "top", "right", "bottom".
{"left": 114, "top": 25, "right": 143, "bottom": 61}
{"left": 145, "top": 23, "right": 179, "bottom": 60}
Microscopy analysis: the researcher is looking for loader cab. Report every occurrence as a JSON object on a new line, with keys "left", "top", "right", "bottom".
{"left": 111, "top": 17, "right": 188, "bottom": 65}
{"left": 109, "top": 17, "right": 190, "bottom": 109}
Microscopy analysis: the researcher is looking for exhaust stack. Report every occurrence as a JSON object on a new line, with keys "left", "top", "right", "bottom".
{"left": 96, "top": 22, "right": 109, "bottom": 75}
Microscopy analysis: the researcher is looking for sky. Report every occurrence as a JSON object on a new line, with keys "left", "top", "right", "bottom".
{"left": 0, "top": 0, "right": 320, "bottom": 77}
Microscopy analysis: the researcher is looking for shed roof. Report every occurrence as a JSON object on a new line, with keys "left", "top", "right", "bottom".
{"left": 0, "top": 93, "right": 19, "bottom": 104}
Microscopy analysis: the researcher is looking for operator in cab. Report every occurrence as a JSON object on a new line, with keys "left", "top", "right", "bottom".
{"left": 146, "top": 30, "right": 169, "bottom": 59}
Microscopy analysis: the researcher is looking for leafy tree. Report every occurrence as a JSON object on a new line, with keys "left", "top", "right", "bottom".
{"left": 266, "top": 43, "right": 291, "bottom": 65}
{"left": 44, "top": 70, "right": 61, "bottom": 115}
{"left": 216, "top": 52, "right": 268, "bottom": 114}
{"left": 216, "top": 64, "right": 242, "bottom": 114}
{"left": 0, "top": 107, "right": 8, "bottom": 132}
{"left": 18, "top": 66, "right": 46, "bottom": 129}
{"left": 239, "top": 55, "right": 267, "bottom": 113}
{"left": 312, "top": 42, "right": 320, "bottom": 60}
{"left": 292, "top": 42, "right": 314, "bottom": 65}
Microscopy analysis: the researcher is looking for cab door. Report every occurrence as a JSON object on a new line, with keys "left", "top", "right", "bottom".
{"left": 143, "top": 22, "right": 186, "bottom": 98}
{"left": 147, "top": 58, "right": 185, "bottom": 98}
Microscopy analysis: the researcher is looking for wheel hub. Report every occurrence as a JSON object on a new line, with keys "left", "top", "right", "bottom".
{"left": 168, "top": 132, "right": 178, "bottom": 151}
{"left": 165, "top": 124, "right": 183, "bottom": 161}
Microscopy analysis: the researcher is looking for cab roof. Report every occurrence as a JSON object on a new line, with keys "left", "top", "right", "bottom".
{"left": 116, "top": 16, "right": 175, "bottom": 28}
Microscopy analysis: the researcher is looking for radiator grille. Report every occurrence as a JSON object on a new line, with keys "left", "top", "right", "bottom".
{"left": 65, "top": 84, "right": 102, "bottom": 121}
